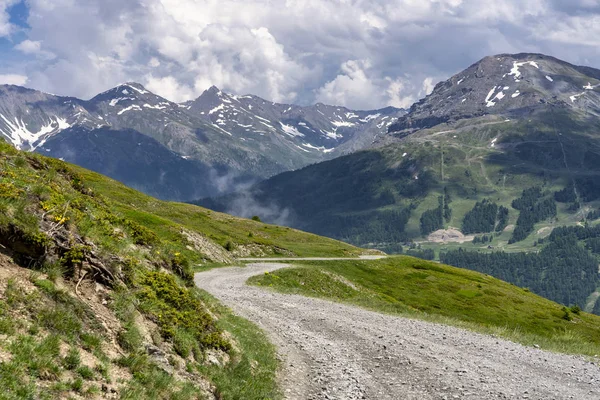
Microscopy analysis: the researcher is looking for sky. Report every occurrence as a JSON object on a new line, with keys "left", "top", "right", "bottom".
{"left": 0, "top": 0, "right": 599, "bottom": 110}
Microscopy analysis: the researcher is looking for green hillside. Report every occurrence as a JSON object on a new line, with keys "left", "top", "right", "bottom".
{"left": 0, "top": 139, "right": 363, "bottom": 398}
{"left": 249, "top": 256, "right": 600, "bottom": 356}
{"left": 207, "top": 109, "right": 600, "bottom": 312}
{"left": 215, "top": 110, "right": 600, "bottom": 247}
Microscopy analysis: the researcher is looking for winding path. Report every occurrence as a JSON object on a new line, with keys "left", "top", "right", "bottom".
{"left": 195, "top": 261, "right": 600, "bottom": 400}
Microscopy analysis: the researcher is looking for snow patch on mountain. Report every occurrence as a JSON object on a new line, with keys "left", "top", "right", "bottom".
{"left": 359, "top": 113, "right": 381, "bottom": 123}
{"left": 109, "top": 97, "right": 131, "bottom": 106}
{"left": 209, "top": 104, "right": 225, "bottom": 115}
{"left": 0, "top": 115, "right": 71, "bottom": 150}
{"left": 570, "top": 93, "right": 585, "bottom": 102}
{"left": 117, "top": 105, "right": 142, "bottom": 115}
{"left": 280, "top": 122, "right": 305, "bottom": 137}
{"left": 486, "top": 87, "right": 506, "bottom": 107}
{"left": 321, "top": 129, "right": 343, "bottom": 140}
{"left": 508, "top": 61, "right": 539, "bottom": 81}
{"left": 143, "top": 103, "right": 169, "bottom": 110}
{"left": 300, "top": 142, "right": 335, "bottom": 153}
{"left": 125, "top": 84, "right": 149, "bottom": 95}
{"left": 331, "top": 120, "right": 356, "bottom": 128}
{"left": 257, "top": 121, "right": 274, "bottom": 131}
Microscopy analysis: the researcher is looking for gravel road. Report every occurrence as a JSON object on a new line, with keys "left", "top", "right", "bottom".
{"left": 195, "top": 262, "right": 600, "bottom": 400}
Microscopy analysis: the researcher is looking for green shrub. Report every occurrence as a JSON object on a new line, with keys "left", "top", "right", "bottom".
{"left": 71, "top": 377, "right": 84, "bottom": 393}
{"left": 64, "top": 347, "right": 81, "bottom": 370}
{"left": 80, "top": 333, "right": 102, "bottom": 352}
{"left": 94, "top": 363, "right": 109, "bottom": 380}
{"left": 117, "top": 323, "right": 143, "bottom": 352}
{"left": 76, "top": 365, "right": 95, "bottom": 380}
{"left": 124, "top": 219, "right": 158, "bottom": 245}
{"left": 10, "top": 334, "right": 62, "bottom": 380}
{"left": 60, "top": 245, "right": 90, "bottom": 274}
{"left": 0, "top": 301, "right": 15, "bottom": 334}
{"left": 137, "top": 272, "right": 230, "bottom": 352}
{"left": 173, "top": 328, "right": 198, "bottom": 359}
{"left": 38, "top": 304, "right": 82, "bottom": 338}
{"left": 171, "top": 252, "right": 193, "bottom": 283}
{"left": 42, "top": 262, "right": 66, "bottom": 282}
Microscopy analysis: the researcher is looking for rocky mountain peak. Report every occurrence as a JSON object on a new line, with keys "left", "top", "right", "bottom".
{"left": 390, "top": 53, "right": 600, "bottom": 133}
{"left": 191, "top": 85, "right": 229, "bottom": 110}
{"left": 205, "top": 85, "right": 221, "bottom": 94}
{"left": 0, "top": 80, "right": 403, "bottom": 199}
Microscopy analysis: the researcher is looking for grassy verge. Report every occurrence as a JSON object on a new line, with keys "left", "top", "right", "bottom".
{"left": 196, "top": 289, "right": 281, "bottom": 399}
{"left": 248, "top": 256, "right": 600, "bottom": 357}
{"left": 0, "top": 139, "right": 287, "bottom": 398}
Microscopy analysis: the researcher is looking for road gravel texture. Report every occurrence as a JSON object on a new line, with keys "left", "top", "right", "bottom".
{"left": 195, "top": 261, "right": 600, "bottom": 400}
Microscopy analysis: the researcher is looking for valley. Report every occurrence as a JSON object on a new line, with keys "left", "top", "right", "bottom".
{"left": 2, "top": 51, "right": 600, "bottom": 399}
{"left": 201, "top": 53, "right": 600, "bottom": 315}
{"left": 4, "top": 1, "right": 600, "bottom": 398}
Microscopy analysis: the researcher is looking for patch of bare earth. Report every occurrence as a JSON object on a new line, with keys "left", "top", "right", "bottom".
{"left": 427, "top": 228, "right": 474, "bottom": 243}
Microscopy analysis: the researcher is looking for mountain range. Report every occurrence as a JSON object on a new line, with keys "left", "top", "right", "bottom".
{"left": 199, "top": 53, "right": 600, "bottom": 311}
{"left": 4, "top": 51, "right": 600, "bottom": 312}
{"left": 203, "top": 53, "right": 600, "bottom": 237}
{"left": 0, "top": 82, "right": 403, "bottom": 200}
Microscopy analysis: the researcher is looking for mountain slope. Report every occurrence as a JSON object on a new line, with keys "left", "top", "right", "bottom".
{"left": 0, "top": 82, "right": 403, "bottom": 200}
{"left": 388, "top": 53, "right": 600, "bottom": 134}
{"left": 200, "top": 53, "right": 600, "bottom": 312}
{"left": 249, "top": 257, "right": 600, "bottom": 356}
{"left": 0, "top": 137, "right": 371, "bottom": 397}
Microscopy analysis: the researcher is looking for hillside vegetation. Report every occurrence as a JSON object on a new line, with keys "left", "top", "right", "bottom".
{"left": 207, "top": 109, "right": 600, "bottom": 314}
{"left": 0, "top": 139, "right": 362, "bottom": 398}
{"left": 249, "top": 257, "right": 600, "bottom": 356}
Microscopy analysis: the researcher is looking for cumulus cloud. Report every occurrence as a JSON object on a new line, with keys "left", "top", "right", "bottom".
{"left": 4, "top": 0, "right": 600, "bottom": 109}
{"left": 0, "top": 0, "right": 19, "bottom": 37}
{"left": 15, "top": 39, "right": 55, "bottom": 59}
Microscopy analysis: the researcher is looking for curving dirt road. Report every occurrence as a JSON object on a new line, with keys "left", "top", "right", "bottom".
{"left": 195, "top": 262, "right": 600, "bottom": 400}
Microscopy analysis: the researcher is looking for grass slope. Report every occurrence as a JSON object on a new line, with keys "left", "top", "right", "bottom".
{"left": 77, "top": 165, "right": 363, "bottom": 260}
{"left": 249, "top": 256, "right": 600, "bottom": 357}
{"left": 1, "top": 138, "right": 361, "bottom": 398}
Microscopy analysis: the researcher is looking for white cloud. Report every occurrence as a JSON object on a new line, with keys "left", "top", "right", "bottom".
{"left": 0, "top": 0, "right": 18, "bottom": 37}
{"left": 144, "top": 74, "right": 195, "bottom": 102}
{"left": 15, "top": 39, "right": 40, "bottom": 53}
{"left": 0, "top": 73, "right": 28, "bottom": 85}
{"left": 6, "top": 0, "right": 600, "bottom": 109}
{"left": 316, "top": 60, "right": 378, "bottom": 109}
{"left": 422, "top": 77, "right": 436, "bottom": 96}
{"left": 15, "top": 39, "right": 56, "bottom": 59}
{"left": 148, "top": 57, "right": 161, "bottom": 68}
